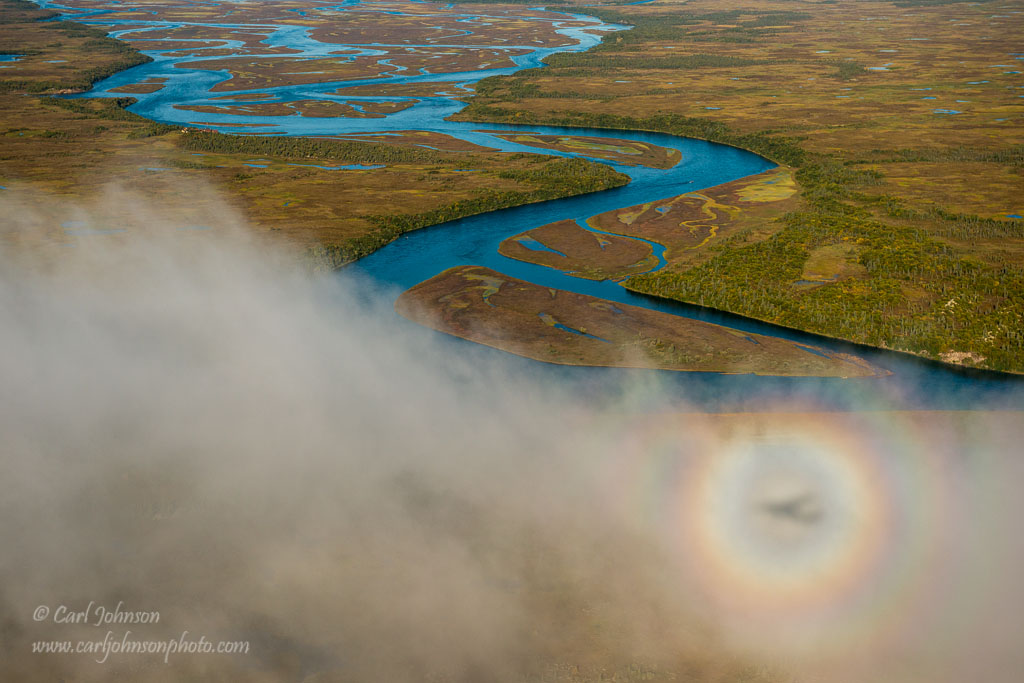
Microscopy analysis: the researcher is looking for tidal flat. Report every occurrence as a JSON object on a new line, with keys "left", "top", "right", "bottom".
{"left": 397, "top": 265, "right": 886, "bottom": 378}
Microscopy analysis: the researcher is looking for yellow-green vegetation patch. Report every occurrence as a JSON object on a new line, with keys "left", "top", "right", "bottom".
{"left": 797, "top": 242, "right": 867, "bottom": 286}
{"left": 498, "top": 218, "right": 658, "bottom": 281}
{"left": 396, "top": 265, "right": 886, "bottom": 377}
{"left": 587, "top": 167, "right": 800, "bottom": 263}
{"left": 735, "top": 167, "right": 797, "bottom": 202}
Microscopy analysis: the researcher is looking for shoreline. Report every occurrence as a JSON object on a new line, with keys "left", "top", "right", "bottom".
{"left": 38, "top": 0, "right": 1024, "bottom": 380}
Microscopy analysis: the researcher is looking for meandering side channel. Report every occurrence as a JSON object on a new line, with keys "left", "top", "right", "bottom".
{"left": 45, "top": 0, "right": 1024, "bottom": 409}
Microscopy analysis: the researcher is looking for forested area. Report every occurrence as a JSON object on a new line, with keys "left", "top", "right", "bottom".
{"left": 457, "top": 1, "right": 1024, "bottom": 372}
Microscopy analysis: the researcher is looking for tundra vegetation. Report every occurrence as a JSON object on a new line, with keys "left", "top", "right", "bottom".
{"left": 456, "top": 0, "right": 1024, "bottom": 373}
{"left": 0, "top": 0, "right": 626, "bottom": 265}
{"left": 4, "top": 0, "right": 1023, "bottom": 373}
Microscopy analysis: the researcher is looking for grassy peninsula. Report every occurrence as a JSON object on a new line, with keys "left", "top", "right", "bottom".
{"left": 0, "top": 0, "right": 627, "bottom": 265}
{"left": 455, "top": 0, "right": 1024, "bottom": 373}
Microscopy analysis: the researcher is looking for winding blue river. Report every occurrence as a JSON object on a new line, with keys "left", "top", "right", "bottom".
{"left": 44, "top": 0, "right": 1024, "bottom": 410}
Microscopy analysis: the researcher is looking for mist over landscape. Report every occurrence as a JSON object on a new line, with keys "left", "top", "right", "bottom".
{"left": 2, "top": 0, "right": 1023, "bottom": 677}
{"left": 1, "top": 189, "right": 1022, "bottom": 682}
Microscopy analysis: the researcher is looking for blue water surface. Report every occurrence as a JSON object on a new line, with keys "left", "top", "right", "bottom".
{"left": 45, "top": 0, "right": 1024, "bottom": 411}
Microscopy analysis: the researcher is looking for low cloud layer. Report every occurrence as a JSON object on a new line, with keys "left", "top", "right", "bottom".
{"left": 1, "top": 188, "right": 1021, "bottom": 682}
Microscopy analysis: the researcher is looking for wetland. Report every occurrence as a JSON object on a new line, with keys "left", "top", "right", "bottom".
{"left": 2, "top": 0, "right": 1022, "bottom": 405}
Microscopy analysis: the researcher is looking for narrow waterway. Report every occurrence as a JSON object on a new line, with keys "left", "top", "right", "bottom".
{"left": 45, "top": 0, "right": 1024, "bottom": 410}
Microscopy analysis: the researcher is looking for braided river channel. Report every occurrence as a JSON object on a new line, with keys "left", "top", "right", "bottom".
{"left": 45, "top": 0, "right": 1024, "bottom": 410}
